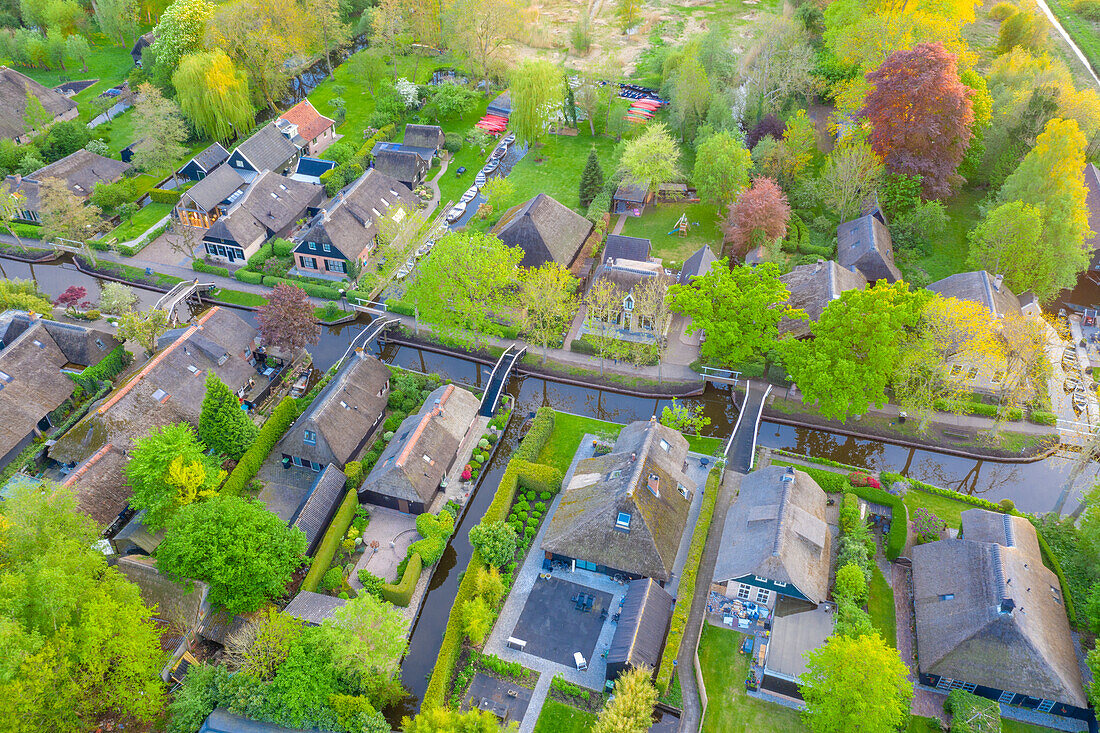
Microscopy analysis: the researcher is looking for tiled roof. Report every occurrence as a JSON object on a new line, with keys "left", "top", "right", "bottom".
{"left": 279, "top": 100, "right": 335, "bottom": 144}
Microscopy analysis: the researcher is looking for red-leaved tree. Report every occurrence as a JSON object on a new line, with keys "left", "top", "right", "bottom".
{"left": 54, "top": 285, "right": 87, "bottom": 309}
{"left": 256, "top": 283, "right": 320, "bottom": 354}
{"left": 862, "top": 42, "right": 974, "bottom": 199}
{"left": 723, "top": 177, "right": 791, "bottom": 258}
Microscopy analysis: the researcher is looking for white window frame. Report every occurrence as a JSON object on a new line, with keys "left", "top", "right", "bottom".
{"left": 736, "top": 584, "right": 751, "bottom": 600}
{"left": 303, "top": 430, "right": 317, "bottom": 446}
{"left": 755, "top": 587, "right": 771, "bottom": 604}
{"left": 998, "top": 690, "right": 1015, "bottom": 705}
{"left": 1037, "top": 699, "right": 1056, "bottom": 713}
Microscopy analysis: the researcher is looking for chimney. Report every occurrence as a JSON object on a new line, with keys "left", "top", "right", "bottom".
{"left": 13, "top": 173, "right": 20, "bottom": 185}
{"left": 993, "top": 273, "right": 1004, "bottom": 291}
{"left": 630, "top": 452, "right": 637, "bottom": 462}
{"left": 650, "top": 414, "right": 657, "bottom": 424}
{"left": 606, "top": 256, "right": 613, "bottom": 267}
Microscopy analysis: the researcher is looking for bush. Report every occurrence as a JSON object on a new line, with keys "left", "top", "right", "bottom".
{"left": 385, "top": 299, "right": 416, "bottom": 316}
{"left": 990, "top": 0, "right": 1018, "bottom": 19}
{"left": 235, "top": 269, "right": 264, "bottom": 284}
{"left": 345, "top": 461, "right": 363, "bottom": 490}
{"left": 381, "top": 552, "right": 422, "bottom": 606}
{"left": 193, "top": 260, "right": 230, "bottom": 277}
{"left": 791, "top": 464, "right": 907, "bottom": 559}
{"left": 833, "top": 562, "right": 868, "bottom": 604}
{"left": 469, "top": 521, "right": 518, "bottom": 568}
{"left": 839, "top": 492, "right": 860, "bottom": 534}
{"left": 320, "top": 566, "right": 344, "bottom": 593}
{"left": 513, "top": 408, "right": 554, "bottom": 463}
{"left": 301, "top": 282, "right": 340, "bottom": 300}
{"left": 1029, "top": 410, "right": 1057, "bottom": 426}
{"left": 443, "top": 133, "right": 463, "bottom": 153}
{"left": 148, "top": 188, "right": 182, "bottom": 204}
{"left": 1075, "top": 0, "right": 1100, "bottom": 20}
{"left": 272, "top": 239, "right": 294, "bottom": 257}
{"left": 944, "top": 689, "right": 1000, "bottom": 733}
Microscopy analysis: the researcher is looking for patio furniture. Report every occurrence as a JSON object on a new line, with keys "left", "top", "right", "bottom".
{"left": 455, "top": 167, "right": 466, "bottom": 176}
{"left": 574, "top": 652, "right": 587, "bottom": 670}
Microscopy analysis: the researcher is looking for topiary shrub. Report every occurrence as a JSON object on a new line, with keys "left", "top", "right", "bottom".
{"left": 320, "top": 566, "right": 344, "bottom": 593}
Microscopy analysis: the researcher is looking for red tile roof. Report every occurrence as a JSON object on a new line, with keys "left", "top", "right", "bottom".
{"left": 279, "top": 100, "right": 335, "bottom": 144}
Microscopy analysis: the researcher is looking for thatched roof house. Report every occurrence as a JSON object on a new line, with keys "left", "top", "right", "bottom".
{"left": 912, "top": 509, "right": 1088, "bottom": 718}
{"left": 606, "top": 578, "right": 673, "bottom": 681}
{"left": 359, "top": 383, "right": 479, "bottom": 514}
{"left": 0, "top": 66, "right": 78, "bottom": 142}
{"left": 542, "top": 420, "right": 696, "bottom": 584}
{"left": 402, "top": 123, "right": 445, "bottom": 155}
{"left": 927, "top": 271, "right": 1027, "bottom": 319}
{"left": 837, "top": 212, "right": 902, "bottom": 284}
{"left": 491, "top": 194, "right": 592, "bottom": 269}
{"left": 279, "top": 351, "right": 390, "bottom": 471}
{"left": 712, "top": 466, "right": 832, "bottom": 607}
{"left": 779, "top": 260, "right": 867, "bottom": 338}
{"left": 284, "top": 590, "right": 347, "bottom": 626}
{"left": 290, "top": 464, "right": 348, "bottom": 557}
{"left": 5, "top": 149, "right": 131, "bottom": 219}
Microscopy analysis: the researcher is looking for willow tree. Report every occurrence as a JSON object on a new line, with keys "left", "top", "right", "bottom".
{"left": 509, "top": 59, "right": 562, "bottom": 145}
{"left": 173, "top": 49, "right": 255, "bottom": 141}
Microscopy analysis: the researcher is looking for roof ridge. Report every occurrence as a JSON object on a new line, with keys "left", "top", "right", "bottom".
{"left": 62, "top": 442, "right": 114, "bottom": 486}
{"left": 770, "top": 473, "right": 793, "bottom": 557}
{"left": 396, "top": 384, "right": 454, "bottom": 467}
{"left": 626, "top": 424, "right": 657, "bottom": 497}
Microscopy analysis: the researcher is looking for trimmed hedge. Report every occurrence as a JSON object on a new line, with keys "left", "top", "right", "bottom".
{"left": 302, "top": 282, "right": 340, "bottom": 300}
{"left": 148, "top": 188, "right": 182, "bottom": 204}
{"left": 235, "top": 269, "right": 263, "bottom": 284}
{"left": 934, "top": 398, "right": 1022, "bottom": 421}
{"left": 656, "top": 464, "right": 722, "bottom": 693}
{"left": 70, "top": 344, "right": 130, "bottom": 393}
{"left": 381, "top": 552, "right": 422, "bottom": 606}
{"left": 513, "top": 407, "right": 554, "bottom": 462}
{"left": 386, "top": 299, "right": 415, "bottom": 316}
{"left": 272, "top": 239, "right": 294, "bottom": 257}
{"left": 515, "top": 460, "right": 563, "bottom": 496}
{"left": 193, "top": 260, "right": 230, "bottom": 278}
{"left": 344, "top": 460, "right": 363, "bottom": 490}
{"left": 220, "top": 397, "right": 298, "bottom": 495}
{"left": 1029, "top": 410, "right": 1057, "bottom": 426}
{"left": 301, "top": 488, "right": 357, "bottom": 591}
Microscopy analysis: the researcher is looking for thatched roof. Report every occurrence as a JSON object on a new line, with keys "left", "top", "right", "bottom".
{"left": 712, "top": 466, "right": 832, "bottom": 604}
{"left": 613, "top": 182, "right": 648, "bottom": 204}
{"left": 283, "top": 590, "right": 346, "bottom": 626}
{"left": 491, "top": 194, "right": 592, "bottom": 269}
{"left": 779, "top": 261, "right": 867, "bottom": 337}
{"left": 279, "top": 351, "right": 390, "bottom": 467}
{"left": 9, "top": 149, "right": 131, "bottom": 210}
{"left": 604, "top": 235, "right": 651, "bottom": 263}
{"left": 362, "top": 384, "right": 479, "bottom": 505}
{"left": 0, "top": 319, "right": 75, "bottom": 461}
{"left": 0, "top": 66, "right": 77, "bottom": 139}
{"left": 403, "top": 123, "right": 444, "bottom": 150}
{"left": 837, "top": 214, "right": 902, "bottom": 284}
{"left": 61, "top": 443, "right": 131, "bottom": 528}
{"left": 180, "top": 163, "right": 246, "bottom": 212}
{"left": 234, "top": 122, "right": 299, "bottom": 172}
{"left": 279, "top": 100, "right": 334, "bottom": 144}
{"left": 290, "top": 464, "right": 347, "bottom": 557}
{"left": 50, "top": 307, "right": 262, "bottom": 465}
{"left": 296, "top": 168, "right": 416, "bottom": 261}
{"left": 117, "top": 554, "right": 209, "bottom": 631}
{"left": 542, "top": 420, "right": 695, "bottom": 583}
{"left": 197, "top": 609, "right": 248, "bottom": 646}
{"left": 913, "top": 509, "right": 1086, "bottom": 707}
{"left": 232, "top": 170, "right": 323, "bottom": 234}
{"left": 372, "top": 148, "right": 426, "bottom": 186}
{"left": 678, "top": 245, "right": 717, "bottom": 285}
{"left": 607, "top": 578, "right": 673, "bottom": 674}
{"left": 927, "top": 271, "right": 1023, "bottom": 319}
{"left": 203, "top": 206, "right": 265, "bottom": 249}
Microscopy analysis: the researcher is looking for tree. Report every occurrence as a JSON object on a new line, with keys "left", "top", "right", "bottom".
{"left": 667, "top": 260, "right": 801, "bottom": 367}
{"left": 0, "top": 483, "right": 165, "bottom": 730}
{"left": 583, "top": 277, "right": 629, "bottom": 375}
{"left": 998, "top": 6, "right": 1047, "bottom": 55}
{"left": 670, "top": 44, "right": 711, "bottom": 139}
{"left": 0, "top": 278, "right": 53, "bottom": 316}
{"left": 722, "top": 177, "right": 790, "bottom": 259}
{"left": 967, "top": 201, "right": 1048, "bottom": 298}
{"left": 579, "top": 147, "right": 604, "bottom": 208}
{"left": 127, "top": 422, "right": 225, "bottom": 528}
{"left": 448, "top": 0, "right": 520, "bottom": 96}
{"left": 521, "top": 262, "right": 577, "bottom": 363}
{"left": 157, "top": 495, "right": 307, "bottom": 614}
{"left": 54, "top": 285, "right": 86, "bottom": 311}
{"left": 422, "top": 81, "right": 479, "bottom": 122}
{"left": 95, "top": 0, "right": 139, "bottom": 46}
{"left": 64, "top": 34, "right": 91, "bottom": 72}
{"left": 862, "top": 42, "right": 974, "bottom": 198}
{"left": 783, "top": 282, "right": 929, "bottom": 421}
{"left": 742, "top": 16, "right": 816, "bottom": 115}
{"left": 468, "top": 520, "right": 518, "bottom": 568}
{"left": 149, "top": 0, "right": 215, "bottom": 89}
{"left": 0, "top": 187, "right": 29, "bottom": 253}
{"left": 992, "top": 117, "right": 1093, "bottom": 301}
{"left": 318, "top": 593, "right": 407, "bottom": 680}
{"left": 660, "top": 398, "right": 710, "bottom": 435}
{"left": 98, "top": 281, "right": 138, "bottom": 315}
{"left": 257, "top": 282, "right": 321, "bottom": 354}
{"left": 616, "top": 0, "right": 641, "bottom": 31}
{"left": 306, "top": 0, "right": 348, "bottom": 78}
{"left": 479, "top": 176, "right": 514, "bottom": 210}
{"left": 346, "top": 47, "right": 386, "bottom": 96}
{"left": 820, "top": 140, "right": 884, "bottom": 221}
{"left": 833, "top": 562, "right": 868, "bottom": 603}
{"left": 199, "top": 372, "right": 259, "bottom": 459}
{"left": 39, "top": 177, "right": 104, "bottom": 245}
{"left": 692, "top": 130, "right": 753, "bottom": 207}
{"left": 509, "top": 59, "right": 561, "bottom": 145}
{"left": 224, "top": 609, "right": 304, "bottom": 680}
{"left": 22, "top": 83, "right": 51, "bottom": 134}
{"left": 117, "top": 308, "right": 170, "bottom": 355}
{"left": 131, "top": 83, "right": 188, "bottom": 173}
{"left": 173, "top": 50, "right": 255, "bottom": 141}
{"left": 406, "top": 230, "right": 523, "bottom": 350}
{"left": 593, "top": 666, "right": 657, "bottom": 733}
{"left": 402, "top": 708, "right": 513, "bottom": 732}
{"left": 800, "top": 634, "right": 912, "bottom": 732}
{"left": 619, "top": 123, "right": 682, "bottom": 196}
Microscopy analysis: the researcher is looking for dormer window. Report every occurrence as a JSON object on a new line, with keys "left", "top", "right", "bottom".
{"left": 623, "top": 295, "right": 634, "bottom": 311}
{"left": 0, "top": 370, "right": 11, "bottom": 383}
{"left": 304, "top": 430, "right": 317, "bottom": 445}
{"left": 677, "top": 482, "right": 689, "bottom": 499}
{"left": 609, "top": 469, "right": 622, "bottom": 480}
{"left": 95, "top": 338, "right": 105, "bottom": 349}
{"left": 659, "top": 439, "right": 670, "bottom": 452}
{"left": 423, "top": 454, "right": 432, "bottom": 463}
{"left": 616, "top": 512, "right": 631, "bottom": 531}
{"left": 323, "top": 243, "right": 331, "bottom": 252}
{"left": 647, "top": 473, "right": 659, "bottom": 497}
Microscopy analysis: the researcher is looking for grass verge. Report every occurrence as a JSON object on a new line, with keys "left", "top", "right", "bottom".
{"left": 868, "top": 564, "right": 896, "bottom": 647}
{"left": 532, "top": 699, "right": 596, "bottom": 733}
{"left": 209, "top": 288, "right": 268, "bottom": 307}
{"left": 106, "top": 202, "right": 172, "bottom": 242}
{"left": 534, "top": 412, "right": 622, "bottom": 475}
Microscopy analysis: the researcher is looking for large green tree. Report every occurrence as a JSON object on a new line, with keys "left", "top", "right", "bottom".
{"left": 131, "top": 83, "right": 189, "bottom": 173}
{"left": 149, "top": 0, "right": 215, "bottom": 89}
{"left": 0, "top": 278, "right": 52, "bottom": 317}
{"left": 619, "top": 123, "right": 682, "bottom": 196}
{"left": 173, "top": 49, "right": 255, "bottom": 141}
{"left": 157, "top": 495, "right": 307, "bottom": 614}
{"left": 509, "top": 59, "right": 562, "bottom": 145}
{"left": 126, "top": 422, "right": 225, "bottom": 529}
{"left": 520, "top": 262, "right": 577, "bottom": 363}
{"left": 593, "top": 665, "right": 657, "bottom": 733}
{"left": 406, "top": 230, "right": 523, "bottom": 350}
{"left": 402, "top": 707, "right": 511, "bottom": 732}
{"left": 0, "top": 484, "right": 165, "bottom": 731}
{"left": 783, "top": 282, "right": 930, "bottom": 421}
{"left": 692, "top": 130, "right": 752, "bottom": 207}
{"left": 198, "top": 372, "right": 259, "bottom": 459}
{"left": 579, "top": 147, "right": 604, "bottom": 208}
{"left": 800, "top": 634, "right": 912, "bottom": 732}
{"left": 667, "top": 260, "right": 803, "bottom": 367}
{"left": 967, "top": 201, "right": 1047, "bottom": 299}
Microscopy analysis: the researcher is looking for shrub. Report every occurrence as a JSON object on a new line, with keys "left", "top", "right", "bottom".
{"left": 302, "top": 282, "right": 340, "bottom": 300}
{"left": 192, "top": 260, "right": 230, "bottom": 277}
{"left": 469, "top": 521, "right": 518, "bottom": 568}
{"left": 1029, "top": 410, "right": 1057, "bottom": 426}
{"left": 344, "top": 461, "right": 363, "bottom": 490}
{"left": 463, "top": 595, "right": 496, "bottom": 645}
{"left": 1075, "top": 0, "right": 1100, "bottom": 20}
{"left": 849, "top": 471, "right": 881, "bottom": 489}
{"left": 944, "top": 689, "right": 1000, "bottom": 733}
{"left": 385, "top": 298, "right": 416, "bottom": 316}
{"left": 999, "top": 498, "right": 1015, "bottom": 512}
{"left": 913, "top": 508, "right": 946, "bottom": 543}
{"left": 148, "top": 188, "right": 182, "bottom": 204}
{"left": 272, "top": 239, "right": 294, "bottom": 257}
{"left": 833, "top": 562, "right": 868, "bottom": 604}
{"left": 235, "top": 269, "right": 263, "bottom": 284}
{"left": 839, "top": 492, "right": 860, "bottom": 534}
{"left": 221, "top": 397, "right": 298, "bottom": 495}
{"left": 513, "top": 408, "right": 554, "bottom": 462}
{"left": 320, "top": 566, "right": 344, "bottom": 593}
{"left": 990, "top": 0, "right": 1018, "bottom": 19}
{"left": 381, "top": 552, "right": 421, "bottom": 606}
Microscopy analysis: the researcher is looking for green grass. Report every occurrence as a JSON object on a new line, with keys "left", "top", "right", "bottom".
{"left": 106, "top": 202, "right": 172, "bottom": 242}
{"left": 1002, "top": 719, "right": 1060, "bottom": 732}
{"left": 699, "top": 624, "right": 809, "bottom": 733}
{"left": 536, "top": 412, "right": 623, "bottom": 476}
{"left": 620, "top": 202, "right": 722, "bottom": 271}
{"left": 907, "top": 717, "right": 941, "bottom": 733}
{"left": 532, "top": 699, "right": 596, "bottom": 733}
{"left": 912, "top": 187, "right": 982, "bottom": 283}
{"left": 685, "top": 434, "right": 723, "bottom": 455}
{"left": 1045, "top": 0, "right": 1100, "bottom": 81}
{"left": 6, "top": 44, "right": 134, "bottom": 112}
{"left": 489, "top": 132, "right": 620, "bottom": 217}
{"left": 208, "top": 288, "right": 267, "bottom": 307}
{"left": 868, "top": 564, "right": 896, "bottom": 647}
{"left": 902, "top": 488, "right": 977, "bottom": 530}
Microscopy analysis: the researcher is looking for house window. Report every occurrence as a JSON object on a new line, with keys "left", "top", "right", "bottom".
{"left": 95, "top": 338, "right": 105, "bottom": 349}
{"left": 623, "top": 296, "right": 633, "bottom": 311}
{"left": 647, "top": 473, "right": 660, "bottom": 496}
{"left": 1051, "top": 585, "right": 1063, "bottom": 604}
{"left": 323, "top": 243, "right": 331, "bottom": 252}
{"left": 774, "top": 581, "right": 787, "bottom": 587}
{"left": 301, "top": 256, "right": 318, "bottom": 269}
{"left": 998, "top": 690, "right": 1016, "bottom": 705}
{"left": 235, "top": 158, "right": 244, "bottom": 168}
{"left": 754, "top": 576, "right": 768, "bottom": 583}
{"left": 151, "top": 388, "right": 169, "bottom": 402}
{"left": 967, "top": 367, "right": 978, "bottom": 379}
{"left": 616, "top": 512, "right": 631, "bottom": 531}
{"left": 950, "top": 364, "right": 962, "bottom": 376}
{"left": 1037, "top": 700, "right": 1056, "bottom": 713}
{"left": 304, "top": 430, "right": 317, "bottom": 446}
{"left": 422, "top": 454, "right": 432, "bottom": 463}
{"left": 577, "top": 560, "right": 597, "bottom": 571}
{"left": 325, "top": 259, "right": 346, "bottom": 273}
{"left": 940, "top": 593, "right": 955, "bottom": 601}
{"left": 0, "top": 370, "right": 11, "bottom": 383}
{"left": 677, "top": 483, "right": 689, "bottom": 499}
{"left": 755, "top": 588, "right": 770, "bottom": 604}
{"left": 659, "top": 439, "right": 670, "bottom": 452}
{"left": 736, "top": 584, "right": 751, "bottom": 600}
{"left": 609, "top": 469, "right": 622, "bottom": 479}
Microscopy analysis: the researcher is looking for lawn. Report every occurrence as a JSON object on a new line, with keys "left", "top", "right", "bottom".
{"left": 619, "top": 202, "right": 723, "bottom": 271}
{"left": 1002, "top": 719, "right": 1060, "bottom": 732}
{"left": 868, "top": 564, "right": 896, "bottom": 647}
{"left": 685, "top": 434, "right": 724, "bottom": 456}
{"left": 902, "top": 487, "right": 976, "bottom": 530}
{"left": 208, "top": 288, "right": 267, "bottom": 307}
{"left": 7, "top": 43, "right": 134, "bottom": 112}
{"left": 537, "top": 411, "right": 623, "bottom": 475}
{"left": 699, "top": 624, "right": 809, "bottom": 733}
{"left": 911, "top": 187, "right": 983, "bottom": 284}
{"left": 532, "top": 699, "right": 596, "bottom": 733}
{"left": 106, "top": 202, "right": 172, "bottom": 242}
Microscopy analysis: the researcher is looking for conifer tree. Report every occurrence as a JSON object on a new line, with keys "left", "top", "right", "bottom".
{"left": 579, "top": 147, "right": 604, "bottom": 208}
{"left": 198, "top": 372, "right": 259, "bottom": 459}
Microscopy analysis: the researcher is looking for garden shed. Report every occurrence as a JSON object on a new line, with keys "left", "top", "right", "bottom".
{"left": 605, "top": 578, "right": 673, "bottom": 681}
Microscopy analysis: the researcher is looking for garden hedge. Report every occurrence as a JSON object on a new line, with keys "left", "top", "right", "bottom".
{"left": 344, "top": 460, "right": 363, "bottom": 491}
{"left": 272, "top": 239, "right": 294, "bottom": 257}
{"left": 381, "top": 552, "right": 422, "bottom": 606}
{"left": 515, "top": 460, "right": 564, "bottom": 496}
{"left": 301, "top": 282, "right": 340, "bottom": 300}
{"left": 1032, "top": 524, "right": 1078, "bottom": 626}
{"left": 70, "top": 344, "right": 130, "bottom": 393}
{"left": 385, "top": 299, "right": 415, "bottom": 316}
{"left": 512, "top": 407, "right": 554, "bottom": 462}
{"left": 1029, "top": 410, "right": 1057, "bottom": 426}
{"left": 301, "top": 488, "right": 357, "bottom": 591}
{"left": 656, "top": 464, "right": 722, "bottom": 693}
{"left": 148, "top": 188, "right": 182, "bottom": 204}
{"left": 235, "top": 269, "right": 263, "bottom": 284}
{"left": 193, "top": 260, "right": 230, "bottom": 278}
{"left": 934, "top": 398, "right": 1022, "bottom": 421}
{"left": 220, "top": 397, "right": 298, "bottom": 495}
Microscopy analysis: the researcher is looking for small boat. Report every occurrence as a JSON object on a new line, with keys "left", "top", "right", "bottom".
{"left": 446, "top": 202, "right": 466, "bottom": 223}
{"left": 395, "top": 265, "right": 411, "bottom": 280}
{"left": 474, "top": 172, "right": 487, "bottom": 186}
{"left": 416, "top": 244, "right": 431, "bottom": 258}
{"left": 502, "top": 132, "right": 516, "bottom": 144}
{"left": 289, "top": 370, "right": 311, "bottom": 398}
{"left": 1073, "top": 392, "right": 1089, "bottom": 410}
{"left": 460, "top": 186, "right": 479, "bottom": 203}
{"left": 490, "top": 145, "right": 507, "bottom": 160}
{"left": 482, "top": 159, "right": 499, "bottom": 175}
